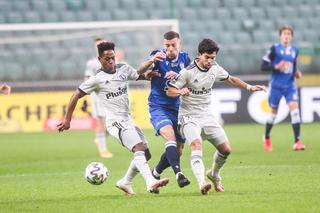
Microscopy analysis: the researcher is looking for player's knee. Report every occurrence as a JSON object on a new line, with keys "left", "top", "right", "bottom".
{"left": 190, "top": 139, "right": 202, "bottom": 150}
{"left": 132, "top": 142, "right": 145, "bottom": 152}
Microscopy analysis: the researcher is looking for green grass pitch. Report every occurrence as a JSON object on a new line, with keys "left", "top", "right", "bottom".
{"left": 0, "top": 123, "right": 319, "bottom": 213}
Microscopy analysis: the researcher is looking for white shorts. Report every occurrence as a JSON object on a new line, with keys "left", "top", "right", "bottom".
{"left": 106, "top": 117, "right": 148, "bottom": 151}
{"left": 90, "top": 92, "right": 105, "bottom": 118}
{"left": 179, "top": 114, "right": 228, "bottom": 147}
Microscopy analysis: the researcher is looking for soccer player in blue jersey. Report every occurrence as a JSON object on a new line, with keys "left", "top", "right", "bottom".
{"left": 261, "top": 25, "right": 306, "bottom": 151}
{"left": 138, "top": 31, "right": 191, "bottom": 187}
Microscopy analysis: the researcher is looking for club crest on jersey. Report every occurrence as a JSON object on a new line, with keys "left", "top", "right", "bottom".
{"left": 118, "top": 74, "right": 126, "bottom": 80}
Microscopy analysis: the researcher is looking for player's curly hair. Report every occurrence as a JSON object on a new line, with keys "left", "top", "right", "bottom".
{"left": 97, "top": 41, "right": 115, "bottom": 57}
{"left": 198, "top": 38, "right": 219, "bottom": 54}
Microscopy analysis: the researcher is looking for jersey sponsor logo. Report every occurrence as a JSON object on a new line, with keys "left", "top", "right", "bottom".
{"left": 188, "top": 87, "right": 211, "bottom": 95}
{"left": 105, "top": 87, "right": 127, "bottom": 99}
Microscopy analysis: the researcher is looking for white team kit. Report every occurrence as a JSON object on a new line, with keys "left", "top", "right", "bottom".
{"left": 84, "top": 57, "right": 105, "bottom": 117}
{"left": 79, "top": 64, "right": 148, "bottom": 151}
{"left": 169, "top": 60, "right": 229, "bottom": 146}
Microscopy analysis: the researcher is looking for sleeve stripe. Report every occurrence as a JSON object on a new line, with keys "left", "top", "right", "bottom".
{"left": 78, "top": 88, "right": 87, "bottom": 94}
{"left": 220, "top": 74, "right": 229, "bottom": 81}
{"left": 168, "top": 81, "right": 179, "bottom": 88}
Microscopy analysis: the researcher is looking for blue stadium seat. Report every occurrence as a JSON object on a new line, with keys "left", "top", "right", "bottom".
{"left": 154, "top": 0, "right": 169, "bottom": 9}
{"left": 148, "top": 9, "right": 168, "bottom": 19}
{"left": 257, "top": 20, "right": 275, "bottom": 31}
{"left": 101, "top": 0, "right": 119, "bottom": 10}
{"left": 256, "top": 0, "right": 273, "bottom": 7}
{"left": 282, "top": 6, "right": 299, "bottom": 18}
{"left": 136, "top": 0, "right": 154, "bottom": 10}
{"left": 203, "top": 0, "right": 220, "bottom": 8}
{"left": 120, "top": 0, "right": 138, "bottom": 9}
{"left": 217, "top": 32, "right": 235, "bottom": 45}
{"left": 234, "top": 32, "right": 252, "bottom": 44}
{"left": 94, "top": 12, "right": 111, "bottom": 21}
{"left": 298, "top": 5, "right": 314, "bottom": 18}
{"left": 303, "top": 31, "right": 319, "bottom": 43}
{"left": 10, "top": 0, "right": 30, "bottom": 12}
{"left": 223, "top": 19, "right": 242, "bottom": 31}
{"left": 291, "top": 18, "right": 309, "bottom": 31}
{"left": 197, "top": 8, "right": 214, "bottom": 20}
{"left": 0, "top": 14, "right": 6, "bottom": 23}
{"left": 179, "top": 8, "right": 197, "bottom": 20}
{"left": 0, "top": 1, "right": 10, "bottom": 12}
{"left": 186, "top": 0, "right": 205, "bottom": 7}
{"left": 130, "top": 9, "right": 148, "bottom": 20}
{"left": 239, "top": 0, "right": 255, "bottom": 7}
{"left": 271, "top": 0, "right": 288, "bottom": 7}
{"left": 85, "top": 0, "right": 102, "bottom": 11}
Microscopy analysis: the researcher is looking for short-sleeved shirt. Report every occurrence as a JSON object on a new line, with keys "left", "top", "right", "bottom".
{"left": 169, "top": 60, "right": 229, "bottom": 116}
{"left": 79, "top": 64, "right": 139, "bottom": 121}
{"left": 262, "top": 43, "right": 299, "bottom": 89}
{"left": 148, "top": 50, "right": 191, "bottom": 110}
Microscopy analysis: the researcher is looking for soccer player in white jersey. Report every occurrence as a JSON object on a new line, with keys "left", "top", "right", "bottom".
{"left": 82, "top": 37, "right": 113, "bottom": 158}
{"left": 167, "top": 38, "right": 266, "bottom": 194}
{"left": 57, "top": 41, "right": 169, "bottom": 195}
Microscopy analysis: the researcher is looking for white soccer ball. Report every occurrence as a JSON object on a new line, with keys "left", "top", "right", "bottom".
{"left": 85, "top": 162, "right": 109, "bottom": 185}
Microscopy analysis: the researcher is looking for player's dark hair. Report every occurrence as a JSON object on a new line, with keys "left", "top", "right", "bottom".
{"left": 198, "top": 38, "right": 219, "bottom": 54}
{"left": 97, "top": 41, "right": 115, "bottom": 57}
{"left": 279, "top": 25, "right": 294, "bottom": 36}
{"left": 163, "top": 31, "right": 180, "bottom": 40}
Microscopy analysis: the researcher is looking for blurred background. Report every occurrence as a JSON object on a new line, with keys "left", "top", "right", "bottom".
{"left": 0, "top": 0, "right": 319, "bottom": 132}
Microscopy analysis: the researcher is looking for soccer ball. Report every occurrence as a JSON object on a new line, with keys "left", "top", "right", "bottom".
{"left": 85, "top": 162, "right": 109, "bottom": 185}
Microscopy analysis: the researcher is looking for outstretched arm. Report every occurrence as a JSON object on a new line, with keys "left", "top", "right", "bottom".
{"left": 224, "top": 75, "right": 266, "bottom": 92}
{"left": 166, "top": 86, "right": 190, "bottom": 97}
{"left": 136, "top": 52, "right": 166, "bottom": 75}
{"left": 57, "top": 89, "right": 87, "bottom": 132}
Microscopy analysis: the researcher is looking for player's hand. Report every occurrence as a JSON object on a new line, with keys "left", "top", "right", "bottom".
{"left": 295, "top": 70, "right": 302, "bottom": 79}
{"left": 274, "top": 60, "right": 286, "bottom": 70}
{"left": 179, "top": 88, "right": 190, "bottom": 96}
{"left": 81, "top": 100, "right": 88, "bottom": 112}
{"left": 151, "top": 52, "right": 166, "bottom": 62}
{"left": 57, "top": 119, "right": 71, "bottom": 132}
{"left": 250, "top": 85, "right": 267, "bottom": 92}
{"left": 0, "top": 83, "right": 11, "bottom": 95}
{"left": 145, "top": 70, "right": 161, "bottom": 80}
{"left": 164, "top": 71, "right": 177, "bottom": 79}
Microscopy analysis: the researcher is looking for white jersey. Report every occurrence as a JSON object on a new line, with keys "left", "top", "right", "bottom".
{"left": 85, "top": 57, "right": 101, "bottom": 77}
{"left": 79, "top": 64, "right": 139, "bottom": 121}
{"left": 169, "top": 60, "right": 229, "bottom": 116}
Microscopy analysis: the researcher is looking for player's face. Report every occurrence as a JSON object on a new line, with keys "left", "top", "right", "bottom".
{"left": 163, "top": 38, "right": 180, "bottom": 59}
{"left": 99, "top": 50, "right": 116, "bottom": 71}
{"left": 198, "top": 52, "right": 217, "bottom": 70}
{"left": 280, "top": 29, "right": 292, "bottom": 46}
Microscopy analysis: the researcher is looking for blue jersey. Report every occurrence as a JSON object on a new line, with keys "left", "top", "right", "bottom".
{"left": 148, "top": 50, "right": 191, "bottom": 109}
{"left": 261, "top": 43, "right": 299, "bottom": 89}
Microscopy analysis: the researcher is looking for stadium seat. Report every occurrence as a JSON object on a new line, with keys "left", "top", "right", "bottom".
{"left": 66, "top": 0, "right": 84, "bottom": 11}
{"left": 231, "top": 7, "right": 249, "bottom": 19}
{"left": 239, "top": 0, "right": 255, "bottom": 7}
{"left": 271, "top": 0, "right": 288, "bottom": 7}
{"left": 130, "top": 9, "right": 148, "bottom": 20}
{"left": 6, "top": 12, "right": 23, "bottom": 23}
{"left": 257, "top": 20, "right": 275, "bottom": 31}
{"left": 303, "top": 31, "right": 319, "bottom": 43}
{"left": 204, "top": 20, "right": 224, "bottom": 34}
{"left": 179, "top": 8, "right": 197, "bottom": 20}
{"left": 275, "top": 19, "right": 290, "bottom": 28}
{"left": 120, "top": 0, "right": 138, "bottom": 9}
{"left": 114, "top": 34, "right": 132, "bottom": 47}
{"left": 203, "top": 0, "right": 220, "bottom": 8}
{"left": 24, "top": 11, "right": 41, "bottom": 23}
{"left": 59, "top": 11, "right": 77, "bottom": 22}
{"left": 221, "top": 0, "right": 239, "bottom": 8}
{"left": 0, "top": 1, "right": 10, "bottom": 12}
{"left": 31, "top": 0, "right": 49, "bottom": 11}
{"left": 256, "top": 0, "right": 273, "bottom": 7}
{"left": 10, "top": 0, "right": 30, "bottom": 12}
{"left": 186, "top": 0, "right": 205, "bottom": 7}
{"left": 234, "top": 32, "right": 252, "bottom": 44}
{"left": 76, "top": 11, "right": 94, "bottom": 22}
{"left": 249, "top": 7, "right": 266, "bottom": 20}
{"left": 84, "top": 0, "right": 102, "bottom": 11}
{"left": 174, "top": 0, "right": 188, "bottom": 8}
{"left": 136, "top": 0, "right": 154, "bottom": 10}
{"left": 214, "top": 8, "right": 231, "bottom": 20}
{"left": 148, "top": 9, "right": 168, "bottom": 19}
{"left": 113, "top": 9, "right": 130, "bottom": 20}
{"left": 154, "top": 0, "right": 169, "bottom": 9}
{"left": 197, "top": 8, "right": 214, "bottom": 20}
{"left": 298, "top": 5, "right": 314, "bottom": 18}
{"left": 6, "top": 63, "right": 24, "bottom": 81}
{"left": 40, "top": 11, "right": 60, "bottom": 22}
{"left": 291, "top": 18, "right": 309, "bottom": 31}
{"left": 217, "top": 32, "right": 235, "bottom": 45}
{"left": 265, "top": 7, "right": 282, "bottom": 19}
{"left": 48, "top": 0, "right": 67, "bottom": 11}
{"left": 282, "top": 6, "right": 299, "bottom": 18}
{"left": 253, "top": 30, "right": 270, "bottom": 44}
{"left": 94, "top": 12, "right": 111, "bottom": 21}
{"left": 0, "top": 14, "right": 6, "bottom": 23}
{"left": 223, "top": 19, "right": 242, "bottom": 31}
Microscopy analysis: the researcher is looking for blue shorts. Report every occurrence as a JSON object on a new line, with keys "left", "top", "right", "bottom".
{"left": 269, "top": 86, "right": 298, "bottom": 108}
{"left": 149, "top": 105, "right": 185, "bottom": 143}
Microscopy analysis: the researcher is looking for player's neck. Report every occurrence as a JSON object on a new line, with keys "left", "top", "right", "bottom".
{"left": 101, "top": 67, "right": 116, "bottom": 74}
{"left": 281, "top": 42, "right": 290, "bottom": 48}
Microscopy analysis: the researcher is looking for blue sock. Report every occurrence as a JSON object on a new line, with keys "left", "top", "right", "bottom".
{"left": 155, "top": 153, "right": 170, "bottom": 174}
{"left": 165, "top": 141, "right": 181, "bottom": 175}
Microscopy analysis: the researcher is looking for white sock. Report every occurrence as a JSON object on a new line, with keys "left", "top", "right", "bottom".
{"left": 96, "top": 132, "right": 106, "bottom": 151}
{"left": 123, "top": 160, "right": 139, "bottom": 184}
{"left": 133, "top": 151, "right": 154, "bottom": 187}
{"left": 290, "top": 109, "right": 301, "bottom": 124}
{"left": 190, "top": 150, "right": 205, "bottom": 186}
{"left": 212, "top": 151, "right": 228, "bottom": 177}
